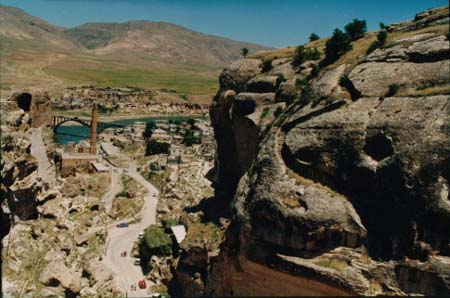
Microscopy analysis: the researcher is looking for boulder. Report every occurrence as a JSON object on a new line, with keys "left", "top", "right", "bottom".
{"left": 219, "top": 59, "right": 261, "bottom": 92}
{"left": 247, "top": 76, "right": 281, "bottom": 93}
{"left": 365, "top": 45, "right": 407, "bottom": 62}
{"left": 406, "top": 35, "right": 450, "bottom": 62}
{"left": 348, "top": 60, "right": 450, "bottom": 96}
{"left": 268, "top": 62, "right": 296, "bottom": 80}
{"left": 312, "top": 64, "right": 346, "bottom": 98}
{"left": 39, "top": 251, "right": 82, "bottom": 294}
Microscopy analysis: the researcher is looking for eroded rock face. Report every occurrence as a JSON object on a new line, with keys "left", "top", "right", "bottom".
{"left": 206, "top": 14, "right": 450, "bottom": 296}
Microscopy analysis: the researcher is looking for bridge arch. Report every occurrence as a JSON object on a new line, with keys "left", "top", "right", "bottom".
{"left": 53, "top": 119, "right": 91, "bottom": 133}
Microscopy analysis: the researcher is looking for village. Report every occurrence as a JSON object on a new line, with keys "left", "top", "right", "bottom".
{"left": 52, "top": 86, "right": 210, "bottom": 115}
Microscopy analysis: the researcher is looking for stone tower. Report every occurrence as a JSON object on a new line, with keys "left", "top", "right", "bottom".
{"left": 90, "top": 103, "right": 98, "bottom": 154}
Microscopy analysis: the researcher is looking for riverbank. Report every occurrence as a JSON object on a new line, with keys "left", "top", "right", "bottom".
{"left": 53, "top": 110, "right": 208, "bottom": 123}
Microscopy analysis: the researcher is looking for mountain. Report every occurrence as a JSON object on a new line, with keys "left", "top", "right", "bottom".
{"left": 0, "top": 5, "right": 270, "bottom": 98}
{"left": 63, "top": 21, "right": 266, "bottom": 66}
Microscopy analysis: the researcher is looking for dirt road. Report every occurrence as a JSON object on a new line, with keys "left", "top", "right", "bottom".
{"left": 102, "top": 163, "right": 159, "bottom": 297}
{"left": 26, "top": 128, "right": 56, "bottom": 184}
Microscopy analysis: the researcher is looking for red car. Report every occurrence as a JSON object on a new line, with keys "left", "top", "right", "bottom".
{"left": 138, "top": 279, "right": 147, "bottom": 289}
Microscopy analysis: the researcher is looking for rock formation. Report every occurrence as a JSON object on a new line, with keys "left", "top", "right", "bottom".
{"left": 205, "top": 6, "right": 450, "bottom": 296}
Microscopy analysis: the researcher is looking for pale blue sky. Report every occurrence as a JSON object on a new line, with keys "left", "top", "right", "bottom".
{"left": 1, "top": 0, "right": 448, "bottom": 47}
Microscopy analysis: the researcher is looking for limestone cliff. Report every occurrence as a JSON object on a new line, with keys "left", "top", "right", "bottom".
{"left": 206, "top": 7, "right": 450, "bottom": 296}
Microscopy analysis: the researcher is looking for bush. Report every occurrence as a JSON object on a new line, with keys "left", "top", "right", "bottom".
{"left": 145, "top": 140, "right": 170, "bottom": 156}
{"left": 140, "top": 225, "right": 173, "bottom": 256}
{"left": 298, "top": 83, "right": 317, "bottom": 106}
{"left": 386, "top": 84, "right": 399, "bottom": 96}
{"left": 309, "top": 33, "right": 320, "bottom": 42}
{"left": 292, "top": 46, "right": 321, "bottom": 66}
{"left": 379, "top": 22, "right": 386, "bottom": 30}
{"left": 182, "top": 130, "right": 201, "bottom": 146}
{"left": 377, "top": 30, "right": 388, "bottom": 45}
{"left": 309, "top": 64, "right": 320, "bottom": 78}
{"left": 260, "top": 107, "right": 270, "bottom": 119}
{"left": 143, "top": 121, "right": 156, "bottom": 138}
{"left": 274, "top": 106, "right": 283, "bottom": 117}
{"left": 344, "top": 19, "right": 367, "bottom": 41}
{"left": 323, "top": 29, "right": 353, "bottom": 65}
{"left": 241, "top": 47, "right": 249, "bottom": 57}
{"left": 261, "top": 58, "right": 273, "bottom": 72}
{"left": 295, "top": 78, "right": 309, "bottom": 87}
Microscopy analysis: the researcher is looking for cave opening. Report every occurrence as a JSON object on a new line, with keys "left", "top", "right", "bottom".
{"left": 16, "top": 93, "right": 32, "bottom": 112}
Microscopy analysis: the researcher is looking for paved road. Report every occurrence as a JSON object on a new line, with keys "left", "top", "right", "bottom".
{"left": 26, "top": 128, "right": 56, "bottom": 184}
{"left": 103, "top": 163, "right": 159, "bottom": 297}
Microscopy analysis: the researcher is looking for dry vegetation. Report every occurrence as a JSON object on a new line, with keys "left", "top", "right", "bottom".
{"left": 61, "top": 172, "right": 110, "bottom": 198}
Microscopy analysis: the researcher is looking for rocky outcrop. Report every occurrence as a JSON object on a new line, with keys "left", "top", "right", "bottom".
{"left": 39, "top": 251, "right": 82, "bottom": 295}
{"left": 349, "top": 60, "right": 449, "bottom": 96}
{"left": 206, "top": 9, "right": 450, "bottom": 297}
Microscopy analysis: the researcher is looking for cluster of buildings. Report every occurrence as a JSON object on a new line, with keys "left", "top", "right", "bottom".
{"left": 52, "top": 86, "right": 209, "bottom": 115}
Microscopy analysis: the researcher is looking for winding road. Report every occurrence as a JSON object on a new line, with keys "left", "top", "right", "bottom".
{"left": 102, "top": 162, "right": 159, "bottom": 297}
{"left": 26, "top": 128, "right": 56, "bottom": 184}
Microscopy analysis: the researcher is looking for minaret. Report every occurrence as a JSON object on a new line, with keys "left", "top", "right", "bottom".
{"left": 90, "top": 103, "right": 98, "bottom": 154}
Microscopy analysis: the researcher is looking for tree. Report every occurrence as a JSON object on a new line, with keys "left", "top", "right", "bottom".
{"left": 292, "top": 46, "right": 321, "bottom": 66}
{"left": 379, "top": 22, "right": 386, "bottom": 30}
{"left": 377, "top": 30, "right": 388, "bottom": 45}
{"left": 344, "top": 19, "right": 367, "bottom": 41}
{"left": 182, "top": 130, "right": 201, "bottom": 147}
{"left": 261, "top": 58, "right": 273, "bottom": 72}
{"left": 241, "top": 47, "right": 249, "bottom": 57}
{"left": 143, "top": 121, "right": 155, "bottom": 139}
{"left": 309, "top": 33, "right": 320, "bottom": 42}
{"left": 145, "top": 140, "right": 170, "bottom": 156}
{"left": 323, "top": 28, "right": 353, "bottom": 65}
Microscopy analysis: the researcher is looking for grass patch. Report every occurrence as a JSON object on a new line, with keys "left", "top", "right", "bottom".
{"left": 45, "top": 64, "right": 218, "bottom": 95}
{"left": 110, "top": 197, "right": 144, "bottom": 221}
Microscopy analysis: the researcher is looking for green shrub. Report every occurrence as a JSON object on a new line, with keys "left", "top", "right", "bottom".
{"left": 298, "top": 83, "right": 317, "bottom": 106}
{"left": 182, "top": 130, "right": 201, "bottom": 146}
{"left": 386, "top": 84, "right": 399, "bottom": 96}
{"left": 309, "top": 64, "right": 320, "bottom": 78}
{"left": 292, "top": 46, "right": 321, "bottom": 66}
{"left": 309, "top": 33, "right": 320, "bottom": 42}
{"left": 323, "top": 29, "right": 353, "bottom": 65}
{"left": 145, "top": 140, "right": 170, "bottom": 156}
{"left": 261, "top": 58, "right": 274, "bottom": 72}
{"left": 241, "top": 47, "right": 249, "bottom": 57}
{"left": 278, "top": 74, "right": 287, "bottom": 83}
{"left": 143, "top": 121, "right": 156, "bottom": 138}
{"left": 295, "top": 78, "right": 309, "bottom": 87}
{"left": 344, "top": 19, "right": 367, "bottom": 41}
{"left": 379, "top": 22, "right": 386, "bottom": 30}
{"left": 260, "top": 107, "right": 270, "bottom": 119}
{"left": 274, "top": 106, "right": 283, "bottom": 117}
{"left": 140, "top": 225, "right": 173, "bottom": 256}
{"left": 377, "top": 31, "right": 388, "bottom": 45}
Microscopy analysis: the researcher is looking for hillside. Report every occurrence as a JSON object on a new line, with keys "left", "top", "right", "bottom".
{"left": 0, "top": 5, "right": 269, "bottom": 100}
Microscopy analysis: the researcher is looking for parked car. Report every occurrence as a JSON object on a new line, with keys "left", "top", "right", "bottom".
{"left": 124, "top": 169, "right": 129, "bottom": 173}
{"left": 138, "top": 232, "right": 144, "bottom": 239}
{"left": 149, "top": 293, "right": 163, "bottom": 298}
{"left": 138, "top": 279, "right": 147, "bottom": 289}
{"left": 116, "top": 222, "right": 129, "bottom": 228}
{"left": 134, "top": 258, "right": 140, "bottom": 265}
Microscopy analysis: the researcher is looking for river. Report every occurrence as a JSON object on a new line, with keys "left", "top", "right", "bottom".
{"left": 54, "top": 115, "right": 207, "bottom": 145}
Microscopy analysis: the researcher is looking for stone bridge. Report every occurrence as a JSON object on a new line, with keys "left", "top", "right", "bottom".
{"left": 52, "top": 116, "right": 124, "bottom": 134}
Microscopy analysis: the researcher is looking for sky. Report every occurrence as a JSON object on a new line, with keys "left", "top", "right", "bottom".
{"left": 1, "top": 0, "right": 448, "bottom": 47}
